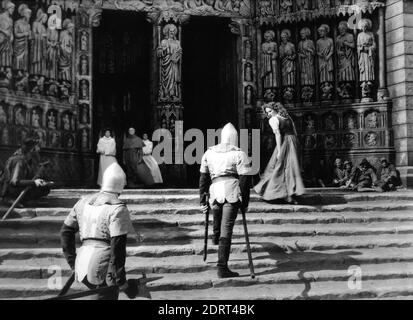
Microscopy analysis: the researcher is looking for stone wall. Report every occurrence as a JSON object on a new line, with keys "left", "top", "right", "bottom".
{"left": 386, "top": 0, "right": 413, "bottom": 187}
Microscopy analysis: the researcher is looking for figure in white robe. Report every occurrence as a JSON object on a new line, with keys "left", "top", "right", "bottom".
{"left": 142, "top": 133, "right": 163, "bottom": 184}
{"left": 96, "top": 129, "right": 117, "bottom": 186}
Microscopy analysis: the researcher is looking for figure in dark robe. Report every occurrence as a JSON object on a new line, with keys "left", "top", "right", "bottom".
{"left": 122, "top": 127, "right": 155, "bottom": 188}
{"left": 0, "top": 138, "right": 51, "bottom": 207}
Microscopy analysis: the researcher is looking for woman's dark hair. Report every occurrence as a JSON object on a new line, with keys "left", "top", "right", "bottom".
{"left": 102, "top": 128, "right": 112, "bottom": 137}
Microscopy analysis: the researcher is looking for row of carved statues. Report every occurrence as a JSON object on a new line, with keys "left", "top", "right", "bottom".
{"left": 0, "top": 1, "right": 74, "bottom": 98}
{"left": 259, "top": 18, "right": 376, "bottom": 102}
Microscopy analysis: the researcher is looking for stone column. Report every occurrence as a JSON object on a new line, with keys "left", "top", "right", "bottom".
{"left": 385, "top": 0, "right": 413, "bottom": 187}
{"left": 377, "top": 6, "right": 390, "bottom": 101}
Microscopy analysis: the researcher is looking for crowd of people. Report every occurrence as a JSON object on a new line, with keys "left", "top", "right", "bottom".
{"left": 96, "top": 127, "right": 163, "bottom": 189}
{"left": 331, "top": 157, "right": 401, "bottom": 192}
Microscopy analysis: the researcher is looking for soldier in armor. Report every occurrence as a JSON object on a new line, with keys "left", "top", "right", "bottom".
{"left": 199, "top": 123, "right": 251, "bottom": 278}
{"left": 60, "top": 163, "right": 135, "bottom": 300}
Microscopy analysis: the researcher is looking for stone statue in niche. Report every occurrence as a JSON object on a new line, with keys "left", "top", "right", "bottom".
{"left": 321, "top": 81, "right": 334, "bottom": 100}
{"left": 345, "top": 113, "right": 357, "bottom": 129}
{"left": 279, "top": 29, "right": 296, "bottom": 87}
{"left": 304, "top": 115, "right": 315, "bottom": 132}
{"left": 244, "top": 39, "right": 252, "bottom": 60}
{"left": 318, "top": 0, "right": 330, "bottom": 10}
{"left": 80, "top": 79, "right": 89, "bottom": 100}
{"left": 264, "top": 88, "right": 276, "bottom": 102}
{"left": 317, "top": 24, "right": 334, "bottom": 84}
{"left": 280, "top": 0, "right": 293, "bottom": 14}
{"left": 0, "top": 105, "right": 7, "bottom": 123}
{"left": 65, "top": 134, "right": 74, "bottom": 149}
{"left": 31, "top": 9, "right": 48, "bottom": 76}
{"left": 31, "top": 75, "right": 45, "bottom": 94}
{"left": 260, "top": 30, "right": 278, "bottom": 90}
{"left": 324, "top": 134, "right": 336, "bottom": 149}
{"left": 336, "top": 21, "right": 355, "bottom": 83}
{"left": 46, "top": 21, "right": 59, "bottom": 80}
{"left": 31, "top": 108, "right": 41, "bottom": 127}
{"left": 245, "top": 85, "right": 253, "bottom": 105}
{"left": 301, "top": 86, "right": 314, "bottom": 102}
{"left": 366, "top": 111, "right": 379, "bottom": 128}
{"left": 337, "top": 82, "right": 352, "bottom": 100}
{"left": 62, "top": 113, "right": 71, "bottom": 131}
{"left": 1, "top": 126, "right": 9, "bottom": 144}
{"left": 0, "top": 1, "right": 15, "bottom": 70}
{"left": 81, "top": 128, "right": 89, "bottom": 149}
{"left": 365, "top": 132, "right": 378, "bottom": 147}
{"left": 358, "top": 18, "right": 376, "bottom": 101}
{"left": 47, "top": 111, "right": 57, "bottom": 130}
{"left": 15, "top": 106, "right": 25, "bottom": 125}
{"left": 283, "top": 87, "right": 294, "bottom": 102}
{"left": 157, "top": 24, "right": 182, "bottom": 102}
{"left": 49, "top": 131, "right": 60, "bottom": 148}
{"left": 80, "top": 104, "right": 89, "bottom": 124}
{"left": 324, "top": 114, "right": 336, "bottom": 131}
{"left": 59, "top": 19, "right": 74, "bottom": 82}
{"left": 13, "top": 4, "right": 31, "bottom": 72}
{"left": 80, "top": 31, "right": 89, "bottom": 51}
{"left": 297, "top": 0, "right": 309, "bottom": 10}
{"left": 34, "top": 129, "right": 46, "bottom": 147}
{"left": 244, "top": 62, "right": 253, "bottom": 82}
{"left": 258, "top": 0, "right": 274, "bottom": 16}
{"left": 298, "top": 27, "right": 315, "bottom": 86}
{"left": 344, "top": 133, "right": 357, "bottom": 148}
{"left": 80, "top": 55, "right": 89, "bottom": 75}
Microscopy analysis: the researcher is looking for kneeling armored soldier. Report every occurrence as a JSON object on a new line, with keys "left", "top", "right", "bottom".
{"left": 199, "top": 123, "right": 251, "bottom": 278}
{"left": 60, "top": 163, "right": 134, "bottom": 300}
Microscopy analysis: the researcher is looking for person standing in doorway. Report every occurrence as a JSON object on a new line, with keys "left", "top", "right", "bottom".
{"left": 142, "top": 133, "right": 163, "bottom": 185}
{"left": 96, "top": 128, "right": 117, "bottom": 187}
{"left": 122, "top": 127, "right": 154, "bottom": 188}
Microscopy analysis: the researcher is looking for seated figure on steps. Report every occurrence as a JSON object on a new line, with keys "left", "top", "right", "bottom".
{"left": 0, "top": 137, "right": 51, "bottom": 207}
{"left": 199, "top": 123, "right": 251, "bottom": 279}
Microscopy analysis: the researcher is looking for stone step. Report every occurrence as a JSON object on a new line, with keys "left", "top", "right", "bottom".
{"left": 1, "top": 221, "right": 413, "bottom": 248}
{"left": 3, "top": 275, "right": 413, "bottom": 300}
{"left": 1, "top": 234, "right": 413, "bottom": 259}
{"left": 2, "top": 190, "right": 413, "bottom": 210}
{"left": 2, "top": 247, "right": 413, "bottom": 276}
{"left": 3, "top": 200, "right": 413, "bottom": 219}
{"left": 147, "top": 277, "right": 413, "bottom": 300}
{"left": 3, "top": 210, "right": 413, "bottom": 228}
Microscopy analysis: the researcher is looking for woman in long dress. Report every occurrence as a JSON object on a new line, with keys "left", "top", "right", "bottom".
{"left": 142, "top": 133, "right": 163, "bottom": 184}
{"left": 254, "top": 102, "right": 305, "bottom": 203}
{"left": 123, "top": 127, "right": 155, "bottom": 188}
{"left": 96, "top": 129, "right": 117, "bottom": 186}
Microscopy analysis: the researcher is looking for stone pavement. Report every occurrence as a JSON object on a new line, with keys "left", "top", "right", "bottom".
{"left": 0, "top": 188, "right": 413, "bottom": 300}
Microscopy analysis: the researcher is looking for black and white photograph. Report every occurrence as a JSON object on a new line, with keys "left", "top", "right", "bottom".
{"left": 0, "top": 0, "right": 412, "bottom": 307}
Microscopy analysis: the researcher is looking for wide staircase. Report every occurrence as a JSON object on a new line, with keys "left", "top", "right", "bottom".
{"left": 1, "top": 188, "right": 413, "bottom": 300}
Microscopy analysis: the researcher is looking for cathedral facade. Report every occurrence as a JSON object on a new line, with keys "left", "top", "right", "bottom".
{"left": 0, "top": 0, "right": 411, "bottom": 187}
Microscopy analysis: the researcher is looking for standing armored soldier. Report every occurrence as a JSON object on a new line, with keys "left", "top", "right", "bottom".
{"left": 60, "top": 163, "right": 135, "bottom": 300}
{"left": 199, "top": 123, "right": 251, "bottom": 278}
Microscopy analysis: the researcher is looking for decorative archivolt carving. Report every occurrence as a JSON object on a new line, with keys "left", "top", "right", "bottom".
{"left": 256, "top": 0, "right": 385, "bottom": 25}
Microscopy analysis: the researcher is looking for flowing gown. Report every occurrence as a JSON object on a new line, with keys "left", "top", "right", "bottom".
{"left": 254, "top": 115, "right": 305, "bottom": 201}
{"left": 143, "top": 139, "right": 163, "bottom": 184}
{"left": 96, "top": 137, "right": 117, "bottom": 186}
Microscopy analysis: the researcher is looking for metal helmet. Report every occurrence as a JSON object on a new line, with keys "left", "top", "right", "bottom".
{"left": 101, "top": 163, "right": 126, "bottom": 194}
{"left": 221, "top": 123, "right": 238, "bottom": 146}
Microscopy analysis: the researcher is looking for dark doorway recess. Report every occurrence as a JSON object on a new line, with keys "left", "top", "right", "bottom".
{"left": 182, "top": 17, "right": 239, "bottom": 187}
{"left": 93, "top": 10, "right": 152, "bottom": 164}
